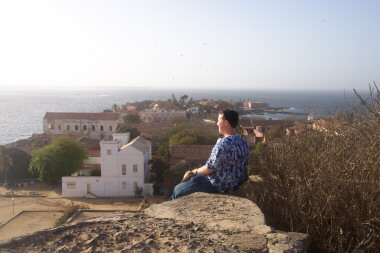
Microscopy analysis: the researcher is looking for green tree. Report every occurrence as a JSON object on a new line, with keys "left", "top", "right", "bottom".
{"left": 162, "top": 160, "right": 192, "bottom": 198}
{"left": 179, "top": 94, "right": 188, "bottom": 107}
{"left": 112, "top": 104, "right": 118, "bottom": 112}
{"left": 117, "top": 126, "right": 141, "bottom": 140}
{"left": 157, "top": 145, "right": 170, "bottom": 162}
{"left": 123, "top": 113, "right": 141, "bottom": 123}
{"left": 2, "top": 147, "right": 33, "bottom": 181}
{"left": 29, "top": 137, "right": 88, "bottom": 182}
{"left": 0, "top": 146, "right": 13, "bottom": 184}
{"left": 149, "top": 157, "right": 169, "bottom": 195}
{"left": 169, "top": 127, "right": 218, "bottom": 146}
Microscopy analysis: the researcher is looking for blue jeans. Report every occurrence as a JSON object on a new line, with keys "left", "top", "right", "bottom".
{"left": 169, "top": 173, "right": 219, "bottom": 200}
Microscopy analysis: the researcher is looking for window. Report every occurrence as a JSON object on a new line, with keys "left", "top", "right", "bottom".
{"left": 109, "top": 126, "right": 112, "bottom": 131}
{"left": 75, "top": 125, "right": 78, "bottom": 131}
{"left": 67, "top": 125, "right": 70, "bottom": 130}
{"left": 100, "top": 125, "right": 104, "bottom": 131}
{"left": 58, "top": 125, "right": 61, "bottom": 130}
{"left": 48, "top": 123, "right": 54, "bottom": 129}
{"left": 122, "top": 164, "right": 126, "bottom": 175}
{"left": 122, "top": 181, "right": 127, "bottom": 190}
{"left": 133, "top": 182, "right": 138, "bottom": 189}
{"left": 67, "top": 182, "right": 76, "bottom": 189}
{"left": 83, "top": 125, "right": 87, "bottom": 130}
{"left": 92, "top": 125, "right": 95, "bottom": 131}
{"left": 133, "top": 164, "right": 138, "bottom": 173}
{"left": 107, "top": 149, "right": 111, "bottom": 155}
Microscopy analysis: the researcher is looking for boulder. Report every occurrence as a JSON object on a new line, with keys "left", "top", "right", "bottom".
{"left": 0, "top": 193, "right": 310, "bottom": 252}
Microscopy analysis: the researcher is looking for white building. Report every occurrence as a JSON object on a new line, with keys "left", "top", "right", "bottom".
{"left": 43, "top": 112, "right": 123, "bottom": 140}
{"left": 62, "top": 133, "right": 153, "bottom": 197}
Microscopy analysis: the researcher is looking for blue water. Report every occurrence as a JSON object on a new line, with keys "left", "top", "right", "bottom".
{"left": 0, "top": 87, "right": 362, "bottom": 145}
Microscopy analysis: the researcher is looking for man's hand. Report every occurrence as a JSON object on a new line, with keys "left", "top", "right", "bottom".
{"left": 192, "top": 165, "right": 215, "bottom": 175}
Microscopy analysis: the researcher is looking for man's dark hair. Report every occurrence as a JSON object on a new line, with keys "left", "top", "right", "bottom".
{"left": 220, "top": 109, "right": 239, "bottom": 128}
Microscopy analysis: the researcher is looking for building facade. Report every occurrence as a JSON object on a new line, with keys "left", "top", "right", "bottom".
{"left": 43, "top": 112, "right": 123, "bottom": 139}
{"left": 62, "top": 134, "right": 153, "bottom": 197}
{"left": 139, "top": 107, "right": 186, "bottom": 123}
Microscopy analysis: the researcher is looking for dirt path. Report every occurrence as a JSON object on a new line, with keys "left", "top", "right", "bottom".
{"left": 0, "top": 183, "right": 165, "bottom": 241}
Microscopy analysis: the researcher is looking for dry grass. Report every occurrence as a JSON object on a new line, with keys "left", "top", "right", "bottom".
{"left": 243, "top": 84, "right": 380, "bottom": 252}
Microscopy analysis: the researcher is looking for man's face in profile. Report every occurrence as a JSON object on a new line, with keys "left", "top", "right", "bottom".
{"left": 217, "top": 114, "right": 227, "bottom": 135}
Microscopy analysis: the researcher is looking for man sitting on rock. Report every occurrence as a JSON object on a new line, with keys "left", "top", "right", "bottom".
{"left": 169, "top": 109, "right": 250, "bottom": 200}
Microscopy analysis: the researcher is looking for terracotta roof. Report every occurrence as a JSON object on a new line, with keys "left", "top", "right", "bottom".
{"left": 170, "top": 145, "right": 213, "bottom": 161}
{"left": 44, "top": 112, "right": 120, "bottom": 121}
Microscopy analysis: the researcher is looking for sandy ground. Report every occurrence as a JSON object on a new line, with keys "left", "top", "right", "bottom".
{"left": 0, "top": 211, "right": 64, "bottom": 242}
{"left": 0, "top": 182, "right": 165, "bottom": 241}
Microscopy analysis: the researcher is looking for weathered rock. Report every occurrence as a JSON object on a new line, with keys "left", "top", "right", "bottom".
{"left": 0, "top": 193, "right": 310, "bottom": 252}
{"left": 145, "top": 192, "right": 265, "bottom": 233}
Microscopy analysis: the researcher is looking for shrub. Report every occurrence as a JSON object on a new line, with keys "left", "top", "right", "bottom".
{"left": 54, "top": 202, "right": 89, "bottom": 227}
{"left": 2, "top": 147, "right": 34, "bottom": 181}
{"left": 32, "top": 140, "right": 43, "bottom": 147}
{"left": 243, "top": 85, "right": 380, "bottom": 252}
{"left": 54, "top": 205, "right": 79, "bottom": 227}
{"left": 117, "top": 126, "right": 140, "bottom": 140}
{"left": 134, "top": 186, "right": 143, "bottom": 197}
{"left": 29, "top": 137, "right": 88, "bottom": 182}
{"left": 162, "top": 161, "right": 191, "bottom": 198}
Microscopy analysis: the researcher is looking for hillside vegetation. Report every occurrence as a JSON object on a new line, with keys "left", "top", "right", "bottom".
{"left": 244, "top": 84, "right": 380, "bottom": 252}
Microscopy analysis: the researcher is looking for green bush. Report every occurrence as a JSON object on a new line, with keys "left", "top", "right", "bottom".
{"left": 32, "top": 140, "right": 43, "bottom": 147}
{"left": 1, "top": 147, "right": 33, "bottom": 181}
{"left": 162, "top": 161, "right": 192, "bottom": 198}
{"left": 54, "top": 205, "right": 79, "bottom": 227}
{"left": 168, "top": 123, "right": 219, "bottom": 146}
{"left": 29, "top": 137, "right": 88, "bottom": 182}
{"left": 117, "top": 126, "right": 141, "bottom": 140}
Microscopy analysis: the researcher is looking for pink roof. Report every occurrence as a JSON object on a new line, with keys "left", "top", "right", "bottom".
{"left": 44, "top": 112, "right": 120, "bottom": 121}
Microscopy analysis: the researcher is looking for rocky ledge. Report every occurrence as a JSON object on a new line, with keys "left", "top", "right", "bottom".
{"left": 0, "top": 193, "right": 310, "bottom": 252}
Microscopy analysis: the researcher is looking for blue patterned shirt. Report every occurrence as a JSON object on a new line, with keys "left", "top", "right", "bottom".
{"left": 206, "top": 134, "right": 250, "bottom": 193}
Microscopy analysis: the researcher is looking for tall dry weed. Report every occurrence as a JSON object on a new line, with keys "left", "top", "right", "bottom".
{"left": 244, "top": 84, "right": 380, "bottom": 252}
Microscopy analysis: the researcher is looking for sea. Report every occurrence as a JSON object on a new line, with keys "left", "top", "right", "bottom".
{"left": 0, "top": 87, "right": 363, "bottom": 145}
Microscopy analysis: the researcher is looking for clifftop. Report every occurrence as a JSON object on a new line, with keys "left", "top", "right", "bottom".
{"left": 0, "top": 193, "right": 310, "bottom": 252}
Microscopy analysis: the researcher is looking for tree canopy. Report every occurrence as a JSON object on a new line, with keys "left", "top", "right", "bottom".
{"left": 117, "top": 126, "right": 141, "bottom": 140}
{"left": 162, "top": 160, "right": 192, "bottom": 198}
{"left": 123, "top": 113, "right": 141, "bottom": 123}
{"left": 1, "top": 147, "right": 33, "bottom": 181}
{"left": 168, "top": 123, "right": 219, "bottom": 146}
{"left": 29, "top": 137, "right": 88, "bottom": 182}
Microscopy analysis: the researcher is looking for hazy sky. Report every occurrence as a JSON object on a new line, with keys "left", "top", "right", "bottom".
{"left": 0, "top": 0, "right": 379, "bottom": 91}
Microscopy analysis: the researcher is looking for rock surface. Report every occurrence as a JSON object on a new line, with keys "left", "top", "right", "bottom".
{"left": 0, "top": 193, "right": 310, "bottom": 252}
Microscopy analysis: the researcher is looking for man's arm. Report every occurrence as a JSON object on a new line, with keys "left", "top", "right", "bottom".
{"left": 192, "top": 165, "right": 215, "bottom": 175}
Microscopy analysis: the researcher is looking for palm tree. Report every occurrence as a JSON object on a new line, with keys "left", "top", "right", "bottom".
{"left": 0, "top": 146, "right": 13, "bottom": 185}
{"left": 112, "top": 104, "right": 118, "bottom": 112}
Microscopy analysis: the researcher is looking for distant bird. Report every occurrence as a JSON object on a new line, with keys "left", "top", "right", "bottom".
{"left": 321, "top": 19, "right": 326, "bottom": 22}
